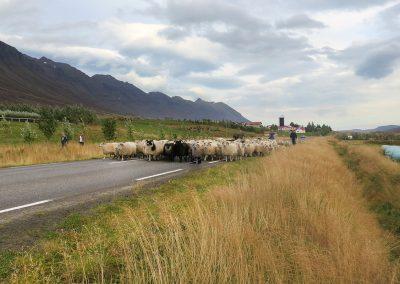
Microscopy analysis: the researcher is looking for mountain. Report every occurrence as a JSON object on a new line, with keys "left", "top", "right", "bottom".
{"left": 371, "top": 125, "right": 400, "bottom": 132}
{"left": 341, "top": 125, "right": 400, "bottom": 133}
{"left": 0, "top": 41, "right": 248, "bottom": 122}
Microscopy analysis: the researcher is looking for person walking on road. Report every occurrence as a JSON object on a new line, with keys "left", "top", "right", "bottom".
{"left": 79, "top": 134, "right": 85, "bottom": 146}
{"left": 290, "top": 129, "right": 297, "bottom": 145}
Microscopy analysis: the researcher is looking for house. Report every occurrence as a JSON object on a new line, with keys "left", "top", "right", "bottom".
{"left": 243, "top": 121, "right": 263, "bottom": 128}
{"left": 295, "top": 127, "right": 306, "bottom": 133}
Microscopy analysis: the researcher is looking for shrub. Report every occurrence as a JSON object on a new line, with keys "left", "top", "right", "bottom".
{"left": 159, "top": 129, "right": 165, "bottom": 140}
{"left": 20, "top": 122, "right": 37, "bottom": 143}
{"left": 0, "top": 115, "right": 12, "bottom": 135}
{"left": 101, "top": 118, "right": 117, "bottom": 141}
{"left": 61, "top": 117, "right": 74, "bottom": 140}
{"left": 38, "top": 108, "right": 58, "bottom": 140}
{"left": 125, "top": 119, "right": 135, "bottom": 140}
{"left": 54, "top": 105, "right": 97, "bottom": 124}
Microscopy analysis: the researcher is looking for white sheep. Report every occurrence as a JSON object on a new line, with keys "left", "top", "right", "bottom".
{"left": 116, "top": 142, "right": 137, "bottom": 160}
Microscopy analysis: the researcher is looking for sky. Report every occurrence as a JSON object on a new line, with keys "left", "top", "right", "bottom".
{"left": 0, "top": 0, "right": 399, "bottom": 129}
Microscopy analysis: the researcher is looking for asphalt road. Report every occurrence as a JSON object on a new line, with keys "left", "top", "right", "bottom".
{"left": 0, "top": 158, "right": 218, "bottom": 220}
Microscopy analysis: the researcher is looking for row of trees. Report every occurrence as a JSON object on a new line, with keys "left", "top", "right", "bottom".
{"left": 336, "top": 131, "right": 400, "bottom": 141}
{"left": 266, "top": 121, "right": 332, "bottom": 136}
{"left": 305, "top": 122, "right": 332, "bottom": 136}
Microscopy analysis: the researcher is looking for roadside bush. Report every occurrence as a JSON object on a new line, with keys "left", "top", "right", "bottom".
{"left": 159, "top": 129, "right": 165, "bottom": 140}
{"left": 0, "top": 115, "right": 12, "bottom": 135}
{"left": 38, "top": 108, "right": 58, "bottom": 140}
{"left": 125, "top": 119, "right": 134, "bottom": 140}
{"left": 61, "top": 117, "right": 74, "bottom": 140}
{"left": 20, "top": 122, "right": 37, "bottom": 143}
{"left": 101, "top": 118, "right": 117, "bottom": 140}
{"left": 54, "top": 105, "right": 97, "bottom": 124}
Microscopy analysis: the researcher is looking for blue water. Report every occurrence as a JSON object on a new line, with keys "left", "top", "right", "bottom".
{"left": 382, "top": 145, "right": 400, "bottom": 161}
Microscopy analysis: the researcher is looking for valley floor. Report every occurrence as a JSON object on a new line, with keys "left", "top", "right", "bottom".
{"left": 2, "top": 138, "right": 400, "bottom": 282}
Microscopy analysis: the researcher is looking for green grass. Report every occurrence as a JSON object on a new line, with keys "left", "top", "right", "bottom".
{"left": 0, "top": 251, "right": 17, "bottom": 280}
{"left": 0, "top": 119, "right": 258, "bottom": 145}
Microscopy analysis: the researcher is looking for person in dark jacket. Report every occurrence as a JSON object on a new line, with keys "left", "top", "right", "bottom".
{"left": 61, "top": 133, "right": 68, "bottom": 147}
{"left": 290, "top": 130, "right": 297, "bottom": 145}
{"left": 268, "top": 132, "right": 275, "bottom": 140}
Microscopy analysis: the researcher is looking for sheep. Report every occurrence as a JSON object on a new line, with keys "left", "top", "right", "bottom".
{"left": 99, "top": 142, "right": 119, "bottom": 159}
{"left": 243, "top": 142, "right": 255, "bottom": 157}
{"left": 189, "top": 141, "right": 205, "bottom": 161}
{"left": 116, "top": 142, "right": 137, "bottom": 160}
{"left": 143, "top": 140, "right": 168, "bottom": 161}
{"left": 234, "top": 140, "right": 245, "bottom": 160}
{"left": 136, "top": 140, "right": 147, "bottom": 159}
{"left": 220, "top": 141, "right": 239, "bottom": 162}
{"left": 203, "top": 140, "right": 219, "bottom": 161}
{"left": 100, "top": 135, "right": 283, "bottom": 163}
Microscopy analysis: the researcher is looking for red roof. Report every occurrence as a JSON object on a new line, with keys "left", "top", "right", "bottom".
{"left": 245, "top": 122, "right": 262, "bottom": 125}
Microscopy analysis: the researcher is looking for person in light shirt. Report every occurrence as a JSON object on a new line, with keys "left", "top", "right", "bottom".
{"left": 79, "top": 134, "right": 84, "bottom": 146}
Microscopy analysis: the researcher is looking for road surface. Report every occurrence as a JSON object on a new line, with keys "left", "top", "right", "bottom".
{"left": 0, "top": 158, "right": 220, "bottom": 221}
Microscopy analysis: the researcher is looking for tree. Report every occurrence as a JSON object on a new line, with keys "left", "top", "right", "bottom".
{"left": 269, "top": 124, "right": 278, "bottom": 131}
{"left": 38, "top": 108, "right": 58, "bottom": 140}
{"left": 101, "top": 118, "right": 117, "bottom": 140}
{"left": 290, "top": 122, "right": 299, "bottom": 128}
{"left": 20, "top": 121, "right": 37, "bottom": 143}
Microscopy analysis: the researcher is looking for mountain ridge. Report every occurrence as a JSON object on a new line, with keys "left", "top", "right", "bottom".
{"left": 341, "top": 125, "right": 400, "bottom": 133}
{"left": 0, "top": 41, "right": 249, "bottom": 122}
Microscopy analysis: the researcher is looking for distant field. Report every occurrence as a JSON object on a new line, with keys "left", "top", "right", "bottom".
{"left": 0, "top": 119, "right": 259, "bottom": 145}
{"left": 3, "top": 138, "right": 399, "bottom": 282}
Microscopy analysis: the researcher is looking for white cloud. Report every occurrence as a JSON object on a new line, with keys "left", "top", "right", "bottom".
{"left": 0, "top": 0, "right": 399, "bottom": 129}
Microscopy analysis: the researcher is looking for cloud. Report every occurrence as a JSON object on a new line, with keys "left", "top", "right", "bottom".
{"left": 0, "top": 0, "right": 399, "bottom": 129}
{"left": 276, "top": 14, "right": 326, "bottom": 29}
{"left": 148, "top": 0, "right": 266, "bottom": 29}
{"left": 186, "top": 74, "right": 243, "bottom": 89}
{"left": 356, "top": 48, "right": 400, "bottom": 79}
{"left": 279, "top": 0, "right": 393, "bottom": 11}
{"left": 376, "top": 3, "right": 400, "bottom": 31}
{"left": 331, "top": 37, "right": 400, "bottom": 79}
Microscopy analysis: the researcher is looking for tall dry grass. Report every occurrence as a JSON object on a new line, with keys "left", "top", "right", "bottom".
{"left": 0, "top": 142, "right": 102, "bottom": 168}
{"left": 334, "top": 140, "right": 400, "bottom": 249}
{"left": 9, "top": 139, "right": 399, "bottom": 282}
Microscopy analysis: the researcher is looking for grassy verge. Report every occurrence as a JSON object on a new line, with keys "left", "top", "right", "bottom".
{"left": 0, "top": 142, "right": 103, "bottom": 168}
{"left": 332, "top": 140, "right": 400, "bottom": 254}
{"left": 3, "top": 138, "right": 398, "bottom": 282}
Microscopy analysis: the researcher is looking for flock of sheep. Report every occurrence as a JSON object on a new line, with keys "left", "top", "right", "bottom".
{"left": 100, "top": 138, "right": 283, "bottom": 163}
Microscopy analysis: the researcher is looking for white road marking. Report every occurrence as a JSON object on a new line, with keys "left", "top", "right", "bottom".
{"left": 136, "top": 169, "right": 183, "bottom": 181}
{"left": 208, "top": 160, "right": 221, "bottom": 164}
{"left": 0, "top": 199, "right": 52, "bottom": 214}
{"left": 110, "top": 161, "right": 128, "bottom": 164}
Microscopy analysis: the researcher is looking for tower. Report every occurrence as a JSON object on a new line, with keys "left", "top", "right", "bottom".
{"left": 279, "top": 116, "right": 285, "bottom": 127}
